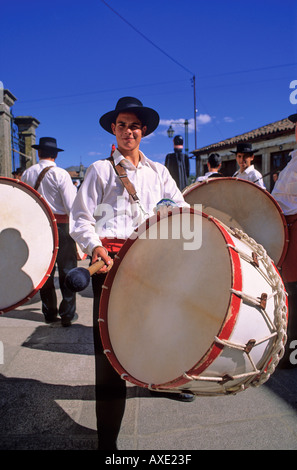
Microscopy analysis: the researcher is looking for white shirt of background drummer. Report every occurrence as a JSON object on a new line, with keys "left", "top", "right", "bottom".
{"left": 272, "top": 149, "right": 297, "bottom": 215}
{"left": 233, "top": 164, "right": 266, "bottom": 189}
{"left": 21, "top": 160, "right": 77, "bottom": 215}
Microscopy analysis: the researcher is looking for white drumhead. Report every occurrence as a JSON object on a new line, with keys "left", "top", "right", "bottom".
{"left": 0, "top": 178, "right": 58, "bottom": 313}
{"left": 183, "top": 177, "right": 288, "bottom": 267}
{"left": 100, "top": 209, "right": 235, "bottom": 386}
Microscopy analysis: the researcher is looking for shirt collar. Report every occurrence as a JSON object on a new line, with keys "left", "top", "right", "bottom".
{"left": 39, "top": 159, "right": 56, "bottom": 168}
{"left": 243, "top": 164, "right": 254, "bottom": 174}
{"left": 112, "top": 149, "right": 148, "bottom": 168}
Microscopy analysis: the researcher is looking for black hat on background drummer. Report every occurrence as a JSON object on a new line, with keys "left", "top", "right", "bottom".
{"left": 99, "top": 96, "right": 160, "bottom": 136}
{"left": 231, "top": 142, "right": 259, "bottom": 154}
{"left": 32, "top": 137, "right": 64, "bottom": 152}
{"left": 288, "top": 112, "right": 297, "bottom": 123}
{"left": 173, "top": 135, "right": 183, "bottom": 147}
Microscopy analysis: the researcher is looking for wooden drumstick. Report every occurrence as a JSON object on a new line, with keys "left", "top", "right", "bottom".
{"left": 65, "top": 259, "right": 113, "bottom": 292}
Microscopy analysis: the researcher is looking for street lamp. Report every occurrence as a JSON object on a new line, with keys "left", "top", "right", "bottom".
{"left": 167, "top": 125, "right": 174, "bottom": 138}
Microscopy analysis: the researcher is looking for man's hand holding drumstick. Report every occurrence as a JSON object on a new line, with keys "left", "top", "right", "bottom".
{"left": 91, "top": 245, "right": 113, "bottom": 274}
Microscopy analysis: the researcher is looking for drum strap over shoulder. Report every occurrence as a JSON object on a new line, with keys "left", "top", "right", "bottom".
{"left": 34, "top": 166, "right": 52, "bottom": 191}
{"left": 107, "top": 156, "right": 139, "bottom": 202}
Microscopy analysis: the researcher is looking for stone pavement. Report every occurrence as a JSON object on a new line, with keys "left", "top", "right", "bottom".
{"left": 1, "top": 259, "right": 297, "bottom": 451}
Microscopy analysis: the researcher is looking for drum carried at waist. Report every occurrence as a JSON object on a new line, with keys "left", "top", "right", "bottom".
{"left": 0, "top": 177, "right": 58, "bottom": 313}
{"left": 99, "top": 208, "right": 287, "bottom": 397}
{"left": 183, "top": 177, "right": 288, "bottom": 269}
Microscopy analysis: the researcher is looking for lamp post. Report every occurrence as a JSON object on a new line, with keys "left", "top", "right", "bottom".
{"left": 167, "top": 119, "right": 189, "bottom": 155}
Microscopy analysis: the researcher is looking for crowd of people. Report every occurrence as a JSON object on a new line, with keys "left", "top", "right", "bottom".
{"left": 13, "top": 95, "right": 297, "bottom": 450}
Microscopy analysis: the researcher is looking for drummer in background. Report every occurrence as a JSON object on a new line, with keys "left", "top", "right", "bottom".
{"left": 21, "top": 137, "right": 78, "bottom": 327}
{"left": 196, "top": 153, "right": 223, "bottom": 182}
{"left": 271, "top": 112, "right": 297, "bottom": 366}
{"left": 232, "top": 142, "right": 266, "bottom": 189}
{"left": 165, "top": 135, "right": 190, "bottom": 190}
{"left": 70, "top": 96, "right": 194, "bottom": 451}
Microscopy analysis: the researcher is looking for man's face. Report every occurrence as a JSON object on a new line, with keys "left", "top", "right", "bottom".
{"left": 236, "top": 152, "right": 254, "bottom": 172}
{"left": 111, "top": 112, "right": 147, "bottom": 152}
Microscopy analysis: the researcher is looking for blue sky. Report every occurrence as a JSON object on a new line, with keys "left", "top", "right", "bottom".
{"left": 1, "top": 0, "right": 297, "bottom": 175}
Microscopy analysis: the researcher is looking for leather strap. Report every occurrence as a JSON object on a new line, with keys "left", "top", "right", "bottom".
{"left": 34, "top": 166, "right": 52, "bottom": 190}
{"left": 107, "top": 156, "right": 139, "bottom": 201}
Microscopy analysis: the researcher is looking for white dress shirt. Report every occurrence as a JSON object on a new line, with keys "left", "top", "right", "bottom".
{"left": 271, "top": 149, "right": 297, "bottom": 215}
{"left": 70, "top": 149, "right": 188, "bottom": 255}
{"left": 233, "top": 164, "right": 266, "bottom": 189}
{"left": 196, "top": 171, "right": 220, "bottom": 182}
{"left": 21, "top": 159, "right": 77, "bottom": 215}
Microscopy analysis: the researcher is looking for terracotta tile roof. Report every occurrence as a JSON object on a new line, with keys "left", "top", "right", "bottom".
{"left": 192, "top": 117, "right": 295, "bottom": 155}
{"left": 68, "top": 170, "right": 80, "bottom": 178}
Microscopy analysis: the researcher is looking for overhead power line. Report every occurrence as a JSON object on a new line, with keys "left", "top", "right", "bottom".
{"left": 100, "top": 0, "right": 198, "bottom": 147}
{"left": 100, "top": 0, "right": 194, "bottom": 76}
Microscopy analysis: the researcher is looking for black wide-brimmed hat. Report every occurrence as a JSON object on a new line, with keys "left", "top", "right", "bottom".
{"left": 99, "top": 97, "right": 160, "bottom": 136}
{"left": 32, "top": 137, "right": 64, "bottom": 152}
{"left": 288, "top": 113, "right": 297, "bottom": 123}
{"left": 231, "top": 142, "right": 259, "bottom": 154}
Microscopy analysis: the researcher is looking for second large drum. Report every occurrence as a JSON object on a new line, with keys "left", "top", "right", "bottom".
{"left": 183, "top": 177, "right": 288, "bottom": 269}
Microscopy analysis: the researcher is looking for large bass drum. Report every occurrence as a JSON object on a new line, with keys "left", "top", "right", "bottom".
{"left": 183, "top": 177, "right": 288, "bottom": 269}
{"left": 0, "top": 177, "right": 58, "bottom": 313}
{"left": 99, "top": 208, "right": 287, "bottom": 396}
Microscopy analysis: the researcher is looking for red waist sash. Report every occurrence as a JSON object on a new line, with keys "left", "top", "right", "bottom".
{"left": 101, "top": 237, "right": 126, "bottom": 254}
{"left": 54, "top": 214, "right": 69, "bottom": 223}
{"left": 281, "top": 214, "right": 297, "bottom": 283}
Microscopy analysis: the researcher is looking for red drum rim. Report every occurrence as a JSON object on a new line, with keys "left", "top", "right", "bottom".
{"left": 0, "top": 177, "right": 59, "bottom": 313}
{"left": 99, "top": 207, "right": 243, "bottom": 390}
{"left": 183, "top": 177, "right": 289, "bottom": 268}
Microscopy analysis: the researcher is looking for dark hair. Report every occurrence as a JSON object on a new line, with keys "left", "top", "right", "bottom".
{"left": 208, "top": 153, "right": 221, "bottom": 168}
{"left": 39, "top": 148, "right": 58, "bottom": 159}
{"left": 113, "top": 110, "right": 145, "bottom": 127}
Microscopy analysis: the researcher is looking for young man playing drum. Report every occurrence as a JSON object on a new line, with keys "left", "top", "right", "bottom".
{"left": 70, "top": 96, "right": 194, "bottom": 450}
{"left": 272, "top": 112, "right": 297, "bottom": 365}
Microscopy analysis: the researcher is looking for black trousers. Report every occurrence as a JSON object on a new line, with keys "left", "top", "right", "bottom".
{"left": 92, "top": 269, "right": 127, "bottom": 450}
{"left": 40, "top": 222, "right": 77, "bottom": 321}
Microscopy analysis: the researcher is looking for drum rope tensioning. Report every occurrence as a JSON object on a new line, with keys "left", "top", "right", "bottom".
{"left": 183, "top": 223, "right": 288, "bottom": 394}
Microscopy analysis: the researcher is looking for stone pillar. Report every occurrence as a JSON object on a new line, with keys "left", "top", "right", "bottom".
{"left": 14, "top": 116, "right": 40, "bottom": 168}
{"left": 262, "top": 152, "right": 270, "bottom": 191}
{"left": 0, "top": 88, "right": 17, "bottom": 177}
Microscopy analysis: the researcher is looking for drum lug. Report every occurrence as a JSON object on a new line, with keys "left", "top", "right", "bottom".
{"left": 259, "top": 293, "right": 268, "bottom": 310}
{"left": 221, "top": 374, "right": 234, "bottom": 384}
{"left": 244, "top": 339, "right": 256, "bottom": 353}
{"left": 251, "top": 252, "right": 259, "bottom": 267}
